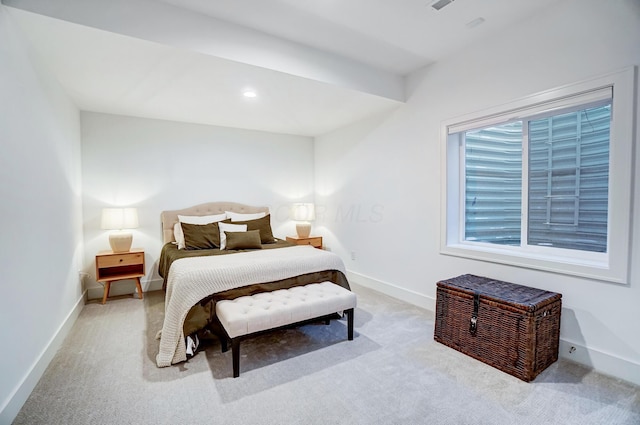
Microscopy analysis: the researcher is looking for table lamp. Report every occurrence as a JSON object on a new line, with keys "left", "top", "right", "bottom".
{"left": 101, "top": 207, "right": 139, "bottom": 252}
{"left": 291, "top": 203, "right": 315, "bottom": 238}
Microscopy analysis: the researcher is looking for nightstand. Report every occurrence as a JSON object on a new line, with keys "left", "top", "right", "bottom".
{"left": 96, "top": 249, "right": 145, "bottom": 304}
{"left": 286, "top": 236, "right": 323, "bottom": 249}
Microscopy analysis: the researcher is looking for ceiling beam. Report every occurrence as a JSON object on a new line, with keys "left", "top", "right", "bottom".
{"left": 3, "top": 0, "right": 405, "bottom": 102}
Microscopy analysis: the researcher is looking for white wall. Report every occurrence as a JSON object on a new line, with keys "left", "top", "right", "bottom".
{"left": 315, "top": 0, "right": 640, "bottom": 385}
{"left": 0, "top": 6, "right": 84, "bottom": 423}
{"left": 81, "top": 112, "right": 314, "bottom": 298}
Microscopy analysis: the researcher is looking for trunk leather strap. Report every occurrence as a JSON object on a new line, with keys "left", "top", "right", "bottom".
{"left": 470, "top": 291, "right": 480, "bottom": 335}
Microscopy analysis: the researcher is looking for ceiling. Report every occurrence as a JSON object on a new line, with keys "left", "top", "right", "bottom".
{"left": 4, "top": 0, "right": 558, "bottom": 137}
{"left": 157, "top": 0, "right": 556, "bottom": 75}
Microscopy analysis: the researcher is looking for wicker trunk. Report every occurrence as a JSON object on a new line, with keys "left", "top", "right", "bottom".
{"left": 434, "top": 274, "right": 562, "bottom": 382}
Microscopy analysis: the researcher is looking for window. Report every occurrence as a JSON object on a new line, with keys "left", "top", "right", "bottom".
{"left": 464, "top": 101, "right": 611, "bottom": 252}
{"left": 441, "top": 68, "right": 635, "bottom": 284}
{"left": 527, "top": 104, "right": 610, "bottom": 253}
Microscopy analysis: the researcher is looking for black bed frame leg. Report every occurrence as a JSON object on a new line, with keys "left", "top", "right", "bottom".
{"left": 232, "top": 339, "right": 240, "bottom": 378}
{"left": 346, "top": 308, "right": 354, "bottom": 340}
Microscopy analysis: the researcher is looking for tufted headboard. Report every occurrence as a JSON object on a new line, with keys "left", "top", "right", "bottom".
{"left": 161, "top": 202, "right": 270, "bottom": 244}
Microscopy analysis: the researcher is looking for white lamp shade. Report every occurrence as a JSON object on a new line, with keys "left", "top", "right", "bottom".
{"left": 101, "top": 208, "right": 139, "bottom": 230}
{"left": 291, "top": 203, "right": 315, "bottom": 222}
{"left": 101, "top": 208, "right": 138, "bottom": 252}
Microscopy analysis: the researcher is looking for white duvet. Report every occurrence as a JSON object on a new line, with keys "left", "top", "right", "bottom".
{"left": 156, "top": 245, "right": 347, "bottom": 367}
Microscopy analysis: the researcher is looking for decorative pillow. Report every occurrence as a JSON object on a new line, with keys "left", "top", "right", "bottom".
{"left": 218, "top": 222, "right": 248, "bottom": 250}
{"left": 174, "top": 213, "right": 227, "bottom": 249}
{"left": 181, "top": 222, "right": 220, "bottom": 250}
{"left": 225, "top": 211, "right": 266, "bottom": 222}
{"left": 223, "top": 214, "right": 275, "bottom": 244}
{"left": 224, "top": 230, "right": 262, "bottom": 250}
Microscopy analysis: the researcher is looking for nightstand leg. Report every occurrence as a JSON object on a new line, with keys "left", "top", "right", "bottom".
{"left": 135, "top": 277, "right": 144, "bottom": 300}
{"left": 102, "top": 281, "right": 111, "bottom": 305}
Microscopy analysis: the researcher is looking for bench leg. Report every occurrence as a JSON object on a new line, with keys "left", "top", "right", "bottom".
{"left": 232, "top": 339, "right": 240, "bottom": 378}
{"left": 346, "top": 308, "right": 354, "bottom": 340}
{"left": 206, "top": 319, "right": 230, "bottom": 353}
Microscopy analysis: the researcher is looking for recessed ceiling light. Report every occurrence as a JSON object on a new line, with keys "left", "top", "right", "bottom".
{"left": 243, "top": 90, "right": 257, "bottom": 98}
{"left": 431, "top": 0, "right": 455, "bottom": 11}
{"left": 466, "top": 17, "right": 486, "bottom": 29}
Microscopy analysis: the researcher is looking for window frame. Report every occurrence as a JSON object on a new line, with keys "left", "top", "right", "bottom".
{"left": 440, "top": 67, "right": 636, "bottom": 284}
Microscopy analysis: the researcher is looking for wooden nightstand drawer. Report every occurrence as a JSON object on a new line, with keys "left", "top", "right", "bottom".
{"left": 286, "top": 236, "right": 322, "bottom": 249}
{"left": 97, "top": 252, "right": 143, "bottom": 268}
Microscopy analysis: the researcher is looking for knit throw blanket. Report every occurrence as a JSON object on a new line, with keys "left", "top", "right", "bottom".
{"left": 156, "top": 245, "right": 347, "bottom": 367}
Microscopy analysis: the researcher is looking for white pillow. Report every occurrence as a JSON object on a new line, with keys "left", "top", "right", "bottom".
{"left": 218, "top": 222, "right": 247, "bottom": 250}
{"left": 178, "top": 213, "right": 227, "bottom": 224}
{"left": 174, "top": 213, "right": 227, "bottom": 249}
{"left": 225, "top": 211, "right": 266, "bottom": 222}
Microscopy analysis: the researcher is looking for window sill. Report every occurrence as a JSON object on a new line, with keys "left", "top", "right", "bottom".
{"left": 441, "top": 242, "right": 627, "bottom": 285}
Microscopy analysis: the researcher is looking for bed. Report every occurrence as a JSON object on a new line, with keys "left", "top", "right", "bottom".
{"left": 156, "top": 202, "right": 350, "bottom": 367}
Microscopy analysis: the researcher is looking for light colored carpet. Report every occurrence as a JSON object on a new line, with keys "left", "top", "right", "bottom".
{"left": 13, "top": 285, "right": 640, "bottom": 425}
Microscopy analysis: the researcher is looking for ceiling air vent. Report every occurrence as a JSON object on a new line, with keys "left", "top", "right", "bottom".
{"left": 431, "top": 0, "right": 455, "bottom": 11}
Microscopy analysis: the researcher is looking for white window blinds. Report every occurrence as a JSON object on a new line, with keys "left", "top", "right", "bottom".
{"left": 448, "top": 86, "right": 612, "bottom": 135}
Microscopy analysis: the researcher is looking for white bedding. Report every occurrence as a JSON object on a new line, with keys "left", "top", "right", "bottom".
{"left": 156, "top": 245, "right": 347, "bottom": 367}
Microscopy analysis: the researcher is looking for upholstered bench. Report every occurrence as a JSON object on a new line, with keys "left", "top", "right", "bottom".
{"left": 216, "top": 281, "right": 357, "bottom": 377}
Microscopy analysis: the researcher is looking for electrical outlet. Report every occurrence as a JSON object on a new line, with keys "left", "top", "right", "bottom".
{"left": 569, "top": 346, "right": 576, "bottom": 354}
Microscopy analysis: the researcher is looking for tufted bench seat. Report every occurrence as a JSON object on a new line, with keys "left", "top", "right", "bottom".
{"left": 216, "top": 281, "right": 357, "bottom": 377}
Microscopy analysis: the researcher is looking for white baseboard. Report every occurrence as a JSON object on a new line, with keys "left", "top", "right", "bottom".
{"left": 559, "top": 340, "right": 640, "bottom": 387}
{"left": 347, "top": 269, "right": 640, "bottom": 387}
{"left": 0, "top": 290, "right": 86, "bottom": 424}
{"left": 86, "top": 277, "right": 164, "bottom": 301}
{"left": 347, "top": 270, "right": 435, "bottom": 312}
